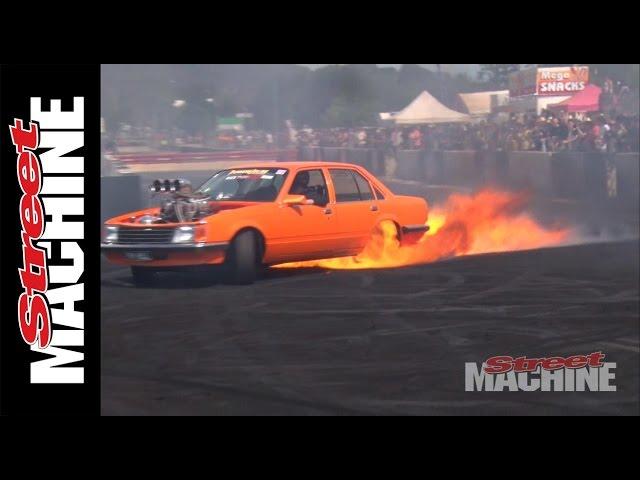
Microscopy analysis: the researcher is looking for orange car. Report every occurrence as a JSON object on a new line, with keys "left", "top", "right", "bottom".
{"left": 102, "top": 162, "right": 429, "bottom": 285}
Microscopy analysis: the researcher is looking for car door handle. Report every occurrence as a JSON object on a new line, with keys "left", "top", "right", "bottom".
{"left": 323, "top": 208, "right": 332, "bottom": 215}
{"left": 370, "top": 205, "right": 379, "bottom": 212}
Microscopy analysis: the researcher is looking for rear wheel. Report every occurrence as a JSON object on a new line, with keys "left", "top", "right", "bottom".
{"left": 131, "top": 266, "right": 157, "bottom": 286}
{"left": 358, "top": 220, "right": 400, "bottom": 259}
{"left": 225, "top": 230, "right": 260, "bottom": 285}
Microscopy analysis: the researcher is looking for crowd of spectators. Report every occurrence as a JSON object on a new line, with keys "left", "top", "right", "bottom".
{"left": 294, "top": 111, "right": 639, "bottom": 154}
{"left": 104, "top": 125, "right": 278, "bottom": 153}
{"left": 106, "top": 78, "right": 639, "bottom": 155}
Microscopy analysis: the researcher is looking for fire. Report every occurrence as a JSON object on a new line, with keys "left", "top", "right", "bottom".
{"left": 274, "top": 189, "right": 573, "bottom": 270}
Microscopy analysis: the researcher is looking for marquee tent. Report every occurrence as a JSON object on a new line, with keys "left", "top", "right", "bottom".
{"left": 392, "top": 90, "right": 471, "bottom": 124}
{"left": 458, "top": 90, "right": 509, "bottom": 116}
{"left": 547, "top": 84, "right": 602, "bottom": 113}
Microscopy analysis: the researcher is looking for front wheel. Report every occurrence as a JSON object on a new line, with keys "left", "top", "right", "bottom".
{"left": 224, "top": 230, "right": 260, "bottom": 285}
{"left": 131, "top": 266, "right": 157, "bottom": 286}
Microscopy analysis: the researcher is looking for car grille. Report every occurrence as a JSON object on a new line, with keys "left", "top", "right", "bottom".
{"left": 117, "top": 227, "right": 175, "bottom": 244}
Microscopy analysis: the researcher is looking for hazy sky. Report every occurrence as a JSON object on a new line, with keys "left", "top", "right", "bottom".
{"left": 299, "top": 64, "right": 481, "bottom": 76}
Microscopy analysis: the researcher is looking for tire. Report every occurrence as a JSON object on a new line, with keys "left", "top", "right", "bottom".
{"left": 131, "top": 266, "right": 157, "bottom": 286}
{"left": 358, "top": 220, "right": 400, "bottom": 258}
{"left": 225, "top": 230, "right": 259, "bottom": 285}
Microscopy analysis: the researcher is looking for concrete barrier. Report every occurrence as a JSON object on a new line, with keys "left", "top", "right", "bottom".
{"left": 113, "top": 149, "right": 297, "bottom": 165}
{"left": 614, "top": 153, "right": 640, "bottom": 207}
{"left": 442, "top": 150, "right": 482, "bottom": 188}
{"left": 394, "top": 150, "right": 424, "bottom": 182}
{"left": 101, "top": 175, "right": 143, "bottom": 222}
{"left": 507, "top": 151, "right": 554, "bottom": 193}
{"left": 347, "top": 149, "right": 370, "bottom": 169}
{"left": 299, "top": 147, "right": 313, "bottom": 161}
{"left": 550, "top": 152, "right": 608, "bottom": 201}
{"left": 296, "top": 147, "right": 637, "bottom": 208}
{"left": 483, "top": 150, "right": 509, "bottom": 187}
{"left": 322, "top": 147, "right": 342, "bottom": 162}
{"left": 551, "top": 152, "right": 584, "bottom": 198}
{"left": 372, "top": 149, "right": 386, "bottom": 176}
{"left": 422, "top": 150, "right": 443, "bottom": 184}
{"left": 582, "top": 153, "right": 608, "bottom": 202}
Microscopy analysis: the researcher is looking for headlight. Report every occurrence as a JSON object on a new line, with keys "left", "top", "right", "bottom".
{"left": 172, "top": 226, "right": 194, "bottom": 243}
{"left": 103, "top": 225, "right": 119, "bottom": 243}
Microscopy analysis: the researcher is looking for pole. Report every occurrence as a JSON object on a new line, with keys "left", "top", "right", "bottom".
{"left": 274, "top": 77, "right": 280, "bottom": 147}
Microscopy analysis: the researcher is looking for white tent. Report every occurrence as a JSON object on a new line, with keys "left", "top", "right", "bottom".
{"left": 458, "top": 90, "right": 509, "bottom": 116}
{"left": 392, "top": 90, "right": 471, "bottom": 124}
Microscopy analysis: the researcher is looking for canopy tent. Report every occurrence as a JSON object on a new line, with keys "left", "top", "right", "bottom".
{"left": 458, "top": 90, "right": 509, "bottom": 116}
{"left": 392, "top": 90, "right": 471, "bottom": 124}
{"left": 379, "top": 112, "right": 396, "bottom": 121}
{"left": 547, "top": 84, "right": 602, "bottom": 113}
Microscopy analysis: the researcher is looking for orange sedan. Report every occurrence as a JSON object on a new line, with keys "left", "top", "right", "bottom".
{"left": 102, "top": 162, "right": 429, "bottom": 285}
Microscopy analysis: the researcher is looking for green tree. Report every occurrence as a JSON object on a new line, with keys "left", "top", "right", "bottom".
{"left": 101, "top": 64, "right": 507, "bottom": 132}
{"left": 478, "top": 64, "right": 521, "bottom": 88}
{"left": 323, "top": 96, "right": 351, "bottom": 126}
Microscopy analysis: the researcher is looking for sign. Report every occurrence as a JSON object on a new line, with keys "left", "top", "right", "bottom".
{"left": 510, "top": 66, "right": 590, "bottom": 98}
{"left": 217, "top": 117, "right": 244, "bottom": 132}
{"left": 537, "top": 66, "right": 589, "bottom": 96}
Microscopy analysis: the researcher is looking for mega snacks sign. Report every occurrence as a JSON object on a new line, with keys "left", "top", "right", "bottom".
{"left": 510, "top": 66, "right": 590, "bottom": 97}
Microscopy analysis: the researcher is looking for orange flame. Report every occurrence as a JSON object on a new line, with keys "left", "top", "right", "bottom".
{"left": 274, "top": 189, "right": 573, "bottom": 270}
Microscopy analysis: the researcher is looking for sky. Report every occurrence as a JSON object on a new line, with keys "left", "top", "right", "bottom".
{"left": 299, "top": 64, "right": 481, "bottom": 76}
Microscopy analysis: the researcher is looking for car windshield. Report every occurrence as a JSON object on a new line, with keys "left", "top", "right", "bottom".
{"left": 196, "top": 168, "right": 289, "bottom": 202}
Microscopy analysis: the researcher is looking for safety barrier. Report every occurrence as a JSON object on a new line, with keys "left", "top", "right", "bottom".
{"left": 614, "top": 153, "right": 640, "bottom": 206}
{"left": 297, "top": 146, "right": 639, "bottom": 206}
{"left": 101, "top": 175, "right": 143, "bottom": 223}
{"left": 507, "top": 151, "right": 554, "bottom": 193}
{"left": 112, "top": 149, "right": 297, "bottom": 165}
{"left": 100, "top": 149, "right": 637, "bottom": 220}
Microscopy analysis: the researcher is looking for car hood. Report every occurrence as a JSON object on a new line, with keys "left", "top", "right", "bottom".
{"left": 106, "top": 200, "right": 271, "bottom": 226}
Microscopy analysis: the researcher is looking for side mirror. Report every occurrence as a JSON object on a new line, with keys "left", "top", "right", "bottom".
{"left": 282, "top": 194, "right": 314, "bottom": 206}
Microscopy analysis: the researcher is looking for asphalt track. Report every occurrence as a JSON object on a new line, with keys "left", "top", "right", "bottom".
{"left": 101, "top": 175, "right": 639, "bottom": 415}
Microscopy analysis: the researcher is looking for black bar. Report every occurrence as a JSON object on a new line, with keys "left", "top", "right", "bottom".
{"left": 0, "top": 64, "right": 100, "bottom": 416}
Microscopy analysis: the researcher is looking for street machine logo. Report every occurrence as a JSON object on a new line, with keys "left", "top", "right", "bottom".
{"left": 10, "top": 97, "right": 86, "bottom": 384}
{"left": 465, "top": 352, "right": 617, "bottom": 392}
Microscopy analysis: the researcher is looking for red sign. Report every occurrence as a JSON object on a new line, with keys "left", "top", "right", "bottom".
{"left": 536, "top": 66, "right": 590, "bottom": 96}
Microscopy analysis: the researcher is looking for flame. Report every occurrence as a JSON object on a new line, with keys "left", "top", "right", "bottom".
{"left": 274, "top": 189, "right": 573, "bottom": 270}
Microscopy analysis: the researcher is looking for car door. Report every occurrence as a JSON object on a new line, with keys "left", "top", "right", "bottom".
{"left": 267, "top": 168, "right": 340, "bottom": 263}
{"left": 327, "top": 168, "right": 380, "bottom": 253}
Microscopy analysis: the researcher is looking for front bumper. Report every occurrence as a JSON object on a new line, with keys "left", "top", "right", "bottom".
{"left": 101, "top": 242, "right": 228, "bottom": 252}
{"left": 101, "top": 241, "right": 229, "bottom": 266}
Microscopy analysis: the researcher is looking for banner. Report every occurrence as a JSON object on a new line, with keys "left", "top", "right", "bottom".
{"left": 0, "top": 64, "right": 100, "bottom": 416}
{"left": 510, "top": 66, "right": 590, "bottom": 97}
{"left": 537, "top": 66, "right": 589, "bottom": 96}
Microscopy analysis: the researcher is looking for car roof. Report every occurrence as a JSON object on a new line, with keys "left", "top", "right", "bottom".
{"left": 227, "top": 161, "right": 367, "bottom": 170}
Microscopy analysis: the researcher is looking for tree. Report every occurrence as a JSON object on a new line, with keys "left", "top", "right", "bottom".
{"left": 323, "top": 96, "right": 351, "bottom": 127}
{"left": 477, "top": 64, "right": 521, "bottom": 88}
{"left": 101, "top": 64, "right": 506, "bottom": 132}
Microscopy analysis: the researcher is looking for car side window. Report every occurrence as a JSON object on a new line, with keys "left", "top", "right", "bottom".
{"left": 351, "top": 171, "right": 374, "bottom": 201}
{"left": 330, "top": 169, "right": 361, "bottom": 202}
{"left": 373, "top": 186, "right": 385, "bottom": 200}
{"left": 289, "top": 169, "right": 328, "bottom": 206}
{"left": 330, "top": 169, "right": 376, "bottom": 202}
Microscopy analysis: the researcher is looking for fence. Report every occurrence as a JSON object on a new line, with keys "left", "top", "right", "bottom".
{"left": 111, "top": 149, "right": 297, "bottom": 165}
{"left": 297, "top": 147, "right": 639, "bottom": 207}
{"left": 101, "top": 147, "right": 638, "bottom": 221}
